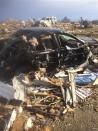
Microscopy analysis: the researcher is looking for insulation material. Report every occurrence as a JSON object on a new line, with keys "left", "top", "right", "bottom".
{"left": 12, "top": 74, "right": 26, "bottom": 101}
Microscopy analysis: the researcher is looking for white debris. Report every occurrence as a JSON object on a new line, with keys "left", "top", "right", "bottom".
{"left": 66, "top": 87, "right": 72, "bottom": 105}
{"left": 93, "top": 78, "right": 98, "bottom": 85}
{"left": 76, "top": 87, "right": 92, "bottom": 100}
{"left": 24, "top": 117, "right": 33, "bottom": 131}
{"left": 12, "top": 74, "right": 26, "bottom": 101}
{"left": 18, "top": 106, "right": 23, "bottom": 114}
{"left": 93, "top": 58, "right": 98, "bottom": 64}
{"left": 0, "top": 74, "right": 27, "bottom": 101}
{"left": 5, "top": 109, "right": 17, "bottom": 131}
{"left": 67, "top": 68, "right": 77, "bottom": 107}
{"left": 55, "top": 71, "right": 67, "bottom": 78}
{"left": 0, "top": 81, "right": 15, "bottom": 100}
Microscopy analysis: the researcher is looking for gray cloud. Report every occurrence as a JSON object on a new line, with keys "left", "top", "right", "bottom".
{"left": 0, "top": 0, "right": 97, "bottom": 21}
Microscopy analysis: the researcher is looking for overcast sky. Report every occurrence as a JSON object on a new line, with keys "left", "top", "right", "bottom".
{"left": 0, "top": 0, "right": 98, "bottom": 21}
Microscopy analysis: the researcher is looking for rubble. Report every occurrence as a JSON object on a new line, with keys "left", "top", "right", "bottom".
{"left": 0, "top": 68, "right": 98, "bottom": 130}
{"left": 0, "top": 107, "right": 17, "bottom": 131}
{"left": 1, "top": 68, "right": 98, "bottom": 130}
{"left": 0, "top": 20, "right": 98, "bottom": 131}
{"left": 7, "top": 68, "right": 95, "bottom": 127}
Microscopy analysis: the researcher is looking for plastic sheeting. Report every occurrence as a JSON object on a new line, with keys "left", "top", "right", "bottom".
{"left": 76, "top": 73, "right": 98, "bottom": 85}
{"left": 55, "top": 71, "right": 98, "bottom": 86}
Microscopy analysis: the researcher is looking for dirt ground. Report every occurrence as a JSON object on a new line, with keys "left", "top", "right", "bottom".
{"left": 10, "top": 87, "right": 98, "bottom": 131}
{"left": 52, "top": 88, "right": 98, "bottom": 131}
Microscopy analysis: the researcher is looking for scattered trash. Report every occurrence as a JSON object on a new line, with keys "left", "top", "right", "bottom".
{"left": 12, "top": 74, "right": 26, "bottom": 101}
{"left": 18, "top": 106, "right": 23, "bottom": 114}
{"left": 76, "top": 73, "right": 98, "bottom": 85}
{"left": 76, "top": 87, "right": 92, "bottom": 100}
{"left": 24, "top": 117, "right": 33, "bottom": 131}
{"left": 4, "top": 109, "right": 17, "bottom": 131}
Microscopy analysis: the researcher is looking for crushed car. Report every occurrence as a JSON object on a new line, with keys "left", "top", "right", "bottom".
{"left": 78, "top": 36, "right": 98, "bottom": 71}
{"left": 0, "top": 27, "right": 91, "bottom": 79}
{"left": 78, "top": 36, "right": 98, "bottom": 57}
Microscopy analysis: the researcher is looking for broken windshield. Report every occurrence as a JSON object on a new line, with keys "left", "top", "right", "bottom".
{"left": 57, "top": 34, "right": 82, "bottom": 48}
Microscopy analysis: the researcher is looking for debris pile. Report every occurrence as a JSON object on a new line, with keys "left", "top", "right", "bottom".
{"left": 0, "top": 65, "right": 98, "bottom": 130}
{"left": 0, "top": 20, "right": 98, "bottom": 130}
{"left": 0, "top": 68, "right": 98, "bottom": 130}
{"left": 0, "top": 106, "right": 17, "bottom": 131}
{"left": 1, "top": 67, "right": 97, "bottom": 130}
